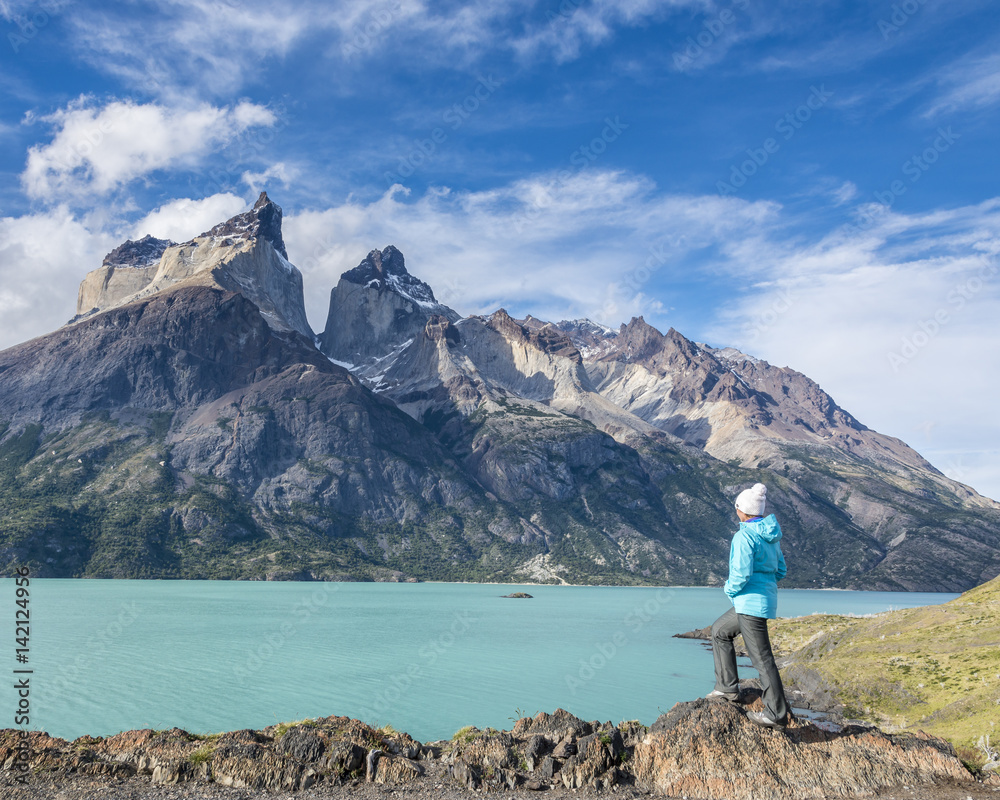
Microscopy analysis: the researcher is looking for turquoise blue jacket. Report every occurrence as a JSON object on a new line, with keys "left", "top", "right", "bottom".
{"left": 723, "top": 514, "right": 786, "bottom": 619}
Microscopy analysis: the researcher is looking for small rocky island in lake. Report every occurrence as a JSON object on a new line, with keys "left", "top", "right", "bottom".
{"left": 501, "top": 592, "right": 533, "bottom": 598}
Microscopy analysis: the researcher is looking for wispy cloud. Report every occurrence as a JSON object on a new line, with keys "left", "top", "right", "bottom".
{"left": 830, "top": 181, "right": 858, "bottom": 206}
{"left": 68, "top": 0, "right": 314, "bottom": 99}
{"left": 0, "top": 0, "right": 71, "bottom": 21}
{"left": 511, "top": 0, "right": 703, "bottom": 64}
{"left": 707, "top": 198, "right": 1000, "bottom": 499}
{"left": 923, "top": 51, "right": 1000, "bottom": 118}
{"left": 22, "top": 97, "right": 277, "bottom": 201}
{"left": 58, "top": 0, "right": 712, "bottom": 101}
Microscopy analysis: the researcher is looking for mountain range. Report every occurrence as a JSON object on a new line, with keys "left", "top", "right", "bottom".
{"left": 1, "top": 192, "right": 997, "bottom": 590}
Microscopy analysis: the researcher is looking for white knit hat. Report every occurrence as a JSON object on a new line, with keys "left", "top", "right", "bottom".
{"left": 735, "top": 483, "right": 767, "bottom": 516}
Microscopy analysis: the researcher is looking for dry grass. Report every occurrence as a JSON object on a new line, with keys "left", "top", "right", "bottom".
{"left": 771, "top": 574, "right": 1000, "bottom": 750}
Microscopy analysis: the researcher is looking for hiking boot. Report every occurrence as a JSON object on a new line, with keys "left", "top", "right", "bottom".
{"left": 747, "top": 711, "right": 786, "bottom": 731}
{"left": 705, "top": 689, "right": 739, "bottom": 701}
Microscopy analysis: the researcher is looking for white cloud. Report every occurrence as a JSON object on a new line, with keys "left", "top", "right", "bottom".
{"left": 0, "top": 0, "right": 70, "bottom": 22}
{"left": 706, "top": 200, "right": 1000, "bottom": 501}
{"left": 131, "top": 193, "right": 248, "bottom": 243}
{"left": 63, "top": 0, "right": 477, "bottom": 97}
{"left": 0, "top": 193, "right": 252, "bottom": 353}
{"left": 22, "top": 98, "right": 277, "bottom": 201}
{"left": 284, "top": 170, "right": 777, "bottom": 333}
{"left": 0, "top": 207, "right": 116, "bottom": 350}
{"left": 241, "top": 163, "right": 298, "bottom": 196}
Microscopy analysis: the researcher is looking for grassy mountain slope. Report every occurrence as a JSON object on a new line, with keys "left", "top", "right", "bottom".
{"left": 772, "top": 574, "right": 1000, "bottom": 753}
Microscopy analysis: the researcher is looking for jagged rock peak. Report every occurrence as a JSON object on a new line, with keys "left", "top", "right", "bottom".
{"left": 552, "top": 319, "right": 619, "bottom": 359}
{"left": 556, "top": 319, "right": 616, "bottom": 339}
{"left": 488, "top": 307, "right": 514, "bottom": 323}
{"left": 616, "top": 317, "right": 709, "bottom": 363}
{"left": 341, "top": 245, "right": 438, "bottom": 306}
{"left": 197, "top": 191, "right": 288, "bottom": 259}
{"left": 102, "top": 234, "right": 176, "bottom": 268}
{"left": 487, "top": 309, "right": 582, "bottom": 363}
{"left": 486, "top": 308, "right": 523, "bottom": 340}
{"left": 709, "top": 345, "right": 762, "bottom": 366}
{"left": 519, "top": 313, "right": 547, "bottom": 331}
{"left": 343, "top": 244, "right": 406, "bottom": 281}
{"left": 616, "top": 316, "right": 667, "bottom": 360}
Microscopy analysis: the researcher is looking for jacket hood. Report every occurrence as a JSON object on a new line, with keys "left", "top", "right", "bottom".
{"left": 741, "top": 514, "right": 782, "bottom": 543}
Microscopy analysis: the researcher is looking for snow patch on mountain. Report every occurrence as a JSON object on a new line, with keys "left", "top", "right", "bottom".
{"left": 385, "top": 270, "right": 437, "bottom": 309}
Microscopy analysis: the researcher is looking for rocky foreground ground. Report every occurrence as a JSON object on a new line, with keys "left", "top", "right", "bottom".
{"left": 3, "top": 693, "right": 999, "bottom": 800}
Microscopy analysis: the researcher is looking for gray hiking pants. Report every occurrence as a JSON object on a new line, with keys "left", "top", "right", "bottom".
{"left": 711, "top": 606, "right": 789, "bottom": 722}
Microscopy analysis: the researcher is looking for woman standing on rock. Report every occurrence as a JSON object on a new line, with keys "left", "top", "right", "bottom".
{"left": 706, "top": 482, "right": 790, "bottom": 731}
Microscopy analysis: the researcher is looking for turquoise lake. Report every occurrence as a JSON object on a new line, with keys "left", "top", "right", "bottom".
{"left": 1, "top": 580, "right": 958, "bottom": 742}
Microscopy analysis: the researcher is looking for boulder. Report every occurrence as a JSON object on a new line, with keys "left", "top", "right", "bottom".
{"left": 450, "top": 756, "right": 482, "bottom": 789}
{"left": 150, "top": 759, "right": 207, "bottom": 785}
{"left": 374, "top": 754, "right": 425, "bottom": 783}
{"left": 513, "top": 708, "right": 594, "bottom": 744}
{"left": 523, "top": 733, "right": 548, "bottom": 770}
{"left": 275, "top": 725, "right": 326, "bottom": 762}
{"left": 483, "top": 766, "right": 518, "bottom": 790}
{"left": 560, "top": 731, "right": 621, "bottom": 789}
{"left": 326, "top": 740, "right": 366, "bottom": 775}
{"left": 633, "top": 698, "right": 973, "bottom": 799}
{"left": 539, "top": 755, "right": 558, "bottom": 779}
{"left": 453, "top": 730, "right": 519, "bottom": 770}
{"left": 209, "top": 739, "right": 313, "bottom": 790}
{"left": 551, "top": 736, "right": 576, "bottom": 758}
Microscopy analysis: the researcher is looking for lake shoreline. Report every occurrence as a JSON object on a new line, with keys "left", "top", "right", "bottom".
{"left": 4, "top": 699, "right": 997, "bottom": 800}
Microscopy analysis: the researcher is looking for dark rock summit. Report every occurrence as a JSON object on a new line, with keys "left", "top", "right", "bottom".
{"left": 199, "top": 191, "right": 288, "bottom": 258}
{"left": 319, "top": 245, "right": 459, "bottom": 367}
{"left": 102, "top": 234, "right": 176, "bottom": 268}
{"left": 340, "top": 244, "right": 436, "bottom": 304}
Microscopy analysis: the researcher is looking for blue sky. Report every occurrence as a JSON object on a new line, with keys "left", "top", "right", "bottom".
{"left": 1, "top": 0, "right": 999, "bottom": 499}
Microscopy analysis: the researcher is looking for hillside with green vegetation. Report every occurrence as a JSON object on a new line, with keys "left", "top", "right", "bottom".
{"left": 2, "top": 196, "right": 999, "bottom": 590}
{"left": 772, "top": 574, "right": 1000, "bottom": 762}
{"left": 0, "top": 413, "right": 739, "bottom": 585}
